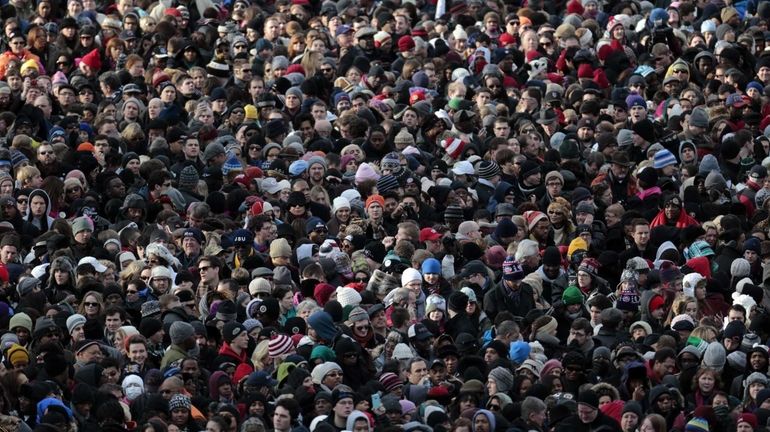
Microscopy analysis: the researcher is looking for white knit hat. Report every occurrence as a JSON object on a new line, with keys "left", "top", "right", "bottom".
{"left": 401, "top": 268, "right": 422, "bottom": 287}
{"left": 335, "top": 287, "right": 362, "bottom": 308}
{"left": 392, "top": 343, "right": 413, "bottom": 360}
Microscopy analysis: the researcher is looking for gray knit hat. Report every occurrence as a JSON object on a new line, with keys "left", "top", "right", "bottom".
{"left": 66, "top": 313, "right": 87, "bottom": 335}
{"left": 178, "top": 165, "right": 199, "bottom": 189}
{"left": 286, "top": 86, "right": 304, "bottom": 103}
{"left": 169, "top": 321, "right": 195, "bottom": 345}
{"left": 307, "top": 155, "right": 327, "bottom": 171}
{"left": 488, "top": 366, "right": 514, "bottom": 393}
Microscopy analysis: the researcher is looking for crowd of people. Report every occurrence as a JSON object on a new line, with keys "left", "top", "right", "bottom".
{"left": 1, "top": 0, "right": 770, "bottom": 431}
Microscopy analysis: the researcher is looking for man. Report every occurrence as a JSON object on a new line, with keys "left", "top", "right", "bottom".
{"left": 647, "top": 347, "right": 676, "bottom": 386}
{"left": 197, "top": 256, "right": 221, "bottom": 293}
{"left": 273, "top": 398, "right": 303, "bottom": 432}
{"left": 556, "top": 389, "right": 619, "bottom": 431}
{"left": 323, "top": 385, "right": 355, "bottom": 432}
{"left": 177, "top": 228, "right": 203, "bottom": 268}
{"left": 512, "top": 397, "right": 547, "bottom": 431}
{"left": 620, "top": 219, "right": 656, "bottom": 263}
{"left": 74, "top": 340, "right": 104, "bottom": 367}
{"left": 161, "top": 321, "right": 197, "bottom": 368}
{"left": 213, "top": 321, "right": 252, "bottom": 372}
{"left": 103, "top": 306, "right": 125, "bottom": 344}
{"left": 483, "top": 257, "right": 535, "bottom": 321}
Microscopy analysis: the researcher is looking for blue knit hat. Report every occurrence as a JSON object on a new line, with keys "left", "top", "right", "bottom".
{"left": 222, "top": 153, "right": 243, "bottom": 175}
{"left": 653, "top": 149, "right": 677, "bottom": 169}
{"left": 748, "top": 81, "right": 764, "bottom": 93}
{"left": 625, "top": 94, "right": 646, "bottom": 108}
{"left": 421, "top": 258, "right": 441, "bottom": 274}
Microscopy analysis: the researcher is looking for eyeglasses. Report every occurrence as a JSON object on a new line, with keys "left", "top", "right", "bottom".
{"left": 321, "top": 67, "right": 333, "bottom": 73}
{"left": 314, "top": 228, "right": 328, "bottom": 234}
{"left": 488, "top": 404, "right": 500, "bottom": 411}
{"left": 540, "top": 41, "right": 552, "bottom": 47}
{"left": 163, "top": 182, "right": 172, "bottom": 187}
{"left": 17, "top": 198, "right": 27, "bottom": 204}
{"left": 84, "top": 302, "right": 99, "bottom": 307}
{"left": 198, "top": 266, "right": 211, "bottom": 272}
{"left": 354, "top": 325, "right": 368, "bottom": 331}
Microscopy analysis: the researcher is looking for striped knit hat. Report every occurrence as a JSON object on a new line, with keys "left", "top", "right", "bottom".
{"left": 441, "top": 137, "right": 466, "bottom": 160}
{"left": 653, "top": 149, "right": 677, "bottom": 169}
{"left": 379, "top": 372, "right": 403, "bottom": 392}
{"left": 268, "top": 334, "right": 295, "bottom": 358}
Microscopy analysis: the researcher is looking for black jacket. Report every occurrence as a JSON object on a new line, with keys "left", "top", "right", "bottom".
{"left": 482, "top": 281, "right": 536, "bottom": 322}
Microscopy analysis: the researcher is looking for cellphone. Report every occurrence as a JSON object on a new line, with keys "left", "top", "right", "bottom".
{"left": 371, "top": 393, "right": 382, "bottom": 410}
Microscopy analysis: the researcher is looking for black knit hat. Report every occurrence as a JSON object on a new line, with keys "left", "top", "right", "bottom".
{"left": 447, "top": 290, "right": 469, "bottom": 312}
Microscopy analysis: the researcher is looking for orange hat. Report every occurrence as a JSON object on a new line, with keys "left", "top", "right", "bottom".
{"left": 365, "top": 194, "right": 385, "bottom": 209}
{"left": 77, "top": 142, "right": 95, "bottom": 152}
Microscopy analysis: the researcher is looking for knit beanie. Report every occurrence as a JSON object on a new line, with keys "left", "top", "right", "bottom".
{"left": 168, "top": 394, "right": 192, "bottom": 411}
{"left": 269, "top": 239, "right": 292, "bottom": 259}
{"left": 684, "top": 417, "right": 709, "bottom": 432}
{"left": 178, "top": 165, "right": 199, "bottom": 189}
{"left": 401, "top": 268, "right": 422, "bottom": 286}
{"left": 394, "top": 129, "right": 415, "bottom": 147}
{"left": 702, "top": 342, "right": 726, "bottom": 371}
{"left": 335, "top": 287, "right": 362, "bottom": 308}
{"left": 488, "top": 367, "right": 514, "bottom": 393}
{"left": 66, "top": 314, "right": 87, "bottom": 335}
{"left": 268, "top": 334, "right": 295, "bottom": 358}
{"left": 169, "top": 321, "right": 195, "bottom": 345}
{"left": 379, "top": 372, "right": 403, "bottom": 392}
{"left": 562, "top": 285, "right": 583, "bottom": 305}
{"left": 731, "top": 258, "right": 751, "bottom": 278}
{"left": 355, "top": 163, "right": 380, "bottom": 183}
{"left": 616, "top": 287, "right": 641, "bottom": 312}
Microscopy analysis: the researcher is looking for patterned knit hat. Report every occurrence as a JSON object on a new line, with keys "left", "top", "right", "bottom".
{"left": 379, "top": 372, "right": 403, "bottom": 392}
{"left": 578, "top": 258, "right": 600, "bottom": 277}
{"left": 684, "top": 417, "right": 709, "bottom": 432}
{"left": 477, "top": 161, "right": 501, "bottom": 180}
{"left": 616, "top": 288, "right": 640, "bottom": 312}
{"left": 222, "top": 154, "right": 243, "bottom": 175}
{"left": 168, "top": 394, "right": 192, "bottom": 411}
{"left": 376, "top": 175, "right": 399, "bottom": 193}
{"left": 268, "top": 334, "right": 295, "bottom": 358}
{"left": 441, "top": 137, "right": 466, "bottom": 160}
{"left": 178, "top": 165, "right": 199, "bottom": 189}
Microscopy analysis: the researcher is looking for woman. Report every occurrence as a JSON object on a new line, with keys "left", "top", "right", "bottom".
{"left": 742, "top": 372, "right": 768, "bottom": 412}
{"left": 104, "top": 38, "right": 125, "bottom": 70}
{"left": 462, "top": 287, "right": 492, "bottom": 336}
{"left": 638, "top": 414, "right": 667, "bottom": 432}
{"left": 327, "top": 197, "right": 352, "bottom": 238}
{"left": 78, "top": 291, "right": 104, "bottom": 319}
{"left": 686, "top": 368, "right": 719, "bottom": 410}
{"left": 45, "top": 255, "right": 76, "bottom": 304}
{"left": 422, "top": 294, "right": 446, "bottom": 335}
{"left": 27, "top": 26, "right": 54, "bottom": 72}
{"left": 273, "top": 286, "right": 296, "bottom": 325}
{"left": 168, "top": 394, "right": 202, "bottom": 432}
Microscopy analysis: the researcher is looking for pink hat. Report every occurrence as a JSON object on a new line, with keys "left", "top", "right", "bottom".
{"left": 268, "top": 334, "right": 294, "bottom": 358}
{"left": 355, "top": 162, "right": 380, "bottom": 184}
{"left": 52, "top": 71, "right": 68, "bottom": 86}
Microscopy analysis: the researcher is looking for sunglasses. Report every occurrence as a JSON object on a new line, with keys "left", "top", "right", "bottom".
{"left": 16, "top": 198, "right": 27, "bottom": 204}
{"left": 84, "top": 302, "right": 99, "bottom": 307}
{"left": 198, "top": 266, "right": 211, "bottom": 272}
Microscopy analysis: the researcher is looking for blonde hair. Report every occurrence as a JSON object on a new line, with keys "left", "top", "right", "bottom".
{"left": 251, "top": 339, "right": 271, "bottom": 371}
{"left": 16, "top": 165, "right": 40, "bottom": 187}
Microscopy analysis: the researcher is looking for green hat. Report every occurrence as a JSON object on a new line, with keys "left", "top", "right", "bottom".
{"left": 562, "top": 285, "right": 583, "bottom": 306}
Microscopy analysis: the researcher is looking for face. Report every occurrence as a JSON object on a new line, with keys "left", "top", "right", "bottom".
{"left": 273, "top": 406, "right": 292, "bottom": 431}
{"left": 105, "top": 313, "right": 122, "bottom": 332}
{"left": 474, "top": 414, "right": 490, "bottom": 432}
{"left": 577, "top": 404, "right": 598, "bottom": 424}
{"left": 698, "top": 372, "right": 715, "bottom": 393}
{"left": 633, "top": 224, "right": 650, "bottom": 247}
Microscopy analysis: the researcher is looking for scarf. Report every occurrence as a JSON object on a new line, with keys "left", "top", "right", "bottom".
{"left": 650, "top": 208, "right": 699, "bottom": 228}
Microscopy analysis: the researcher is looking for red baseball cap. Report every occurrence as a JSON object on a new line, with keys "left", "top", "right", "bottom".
{"left": 420, "top": 228, "right": 442, "bottom": 242}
